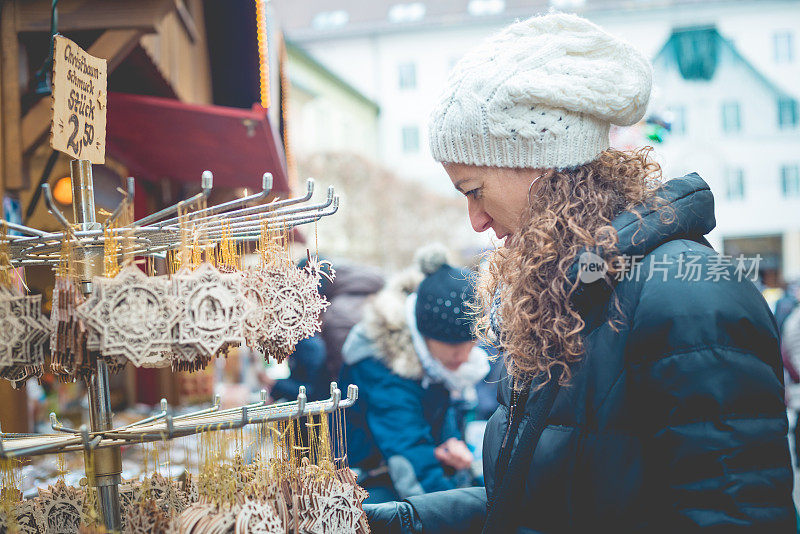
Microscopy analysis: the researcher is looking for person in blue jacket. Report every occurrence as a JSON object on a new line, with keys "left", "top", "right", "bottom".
{"left": 366, "top": 12, "right": 796, "bottom": 534}
{"left": 340, "top": 245, "right": 489, "bottom": 504}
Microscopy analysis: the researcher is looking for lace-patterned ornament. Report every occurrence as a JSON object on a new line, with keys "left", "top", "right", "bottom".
{"left": 234, "top": 500, "right": 283, "bottom": 534}
{"left": 242, "top": 261, "right": 331, "bottom": 363}
{"left": 0, "top": 496, "right": 39, "bottom": 534}
{"left": 124, "top": 499, "right": 171, "bottom": 534}
{"left": 144, "top": 473, "right": 189, "bottom": 515}
{"left": 0, "top": 286, "right": 50, "bottom": 387}
{"left": 173, "top": 263, "right": 247, "bottom": 358}
{"left": 49, "top": 277, "right": 91, "bottom": 381}
{"left": 306, "top": 475, "right": 369, "bottom": 534}
{"left": 77, "top": 265, "right": 176, "bottom": 367}
{"left": 34, "top": 479, "right": 85, "bottom": 534}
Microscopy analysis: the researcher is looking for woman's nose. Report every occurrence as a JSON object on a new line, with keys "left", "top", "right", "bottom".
{"left": 468, "top": 201, "right": 492, "bottom": 233}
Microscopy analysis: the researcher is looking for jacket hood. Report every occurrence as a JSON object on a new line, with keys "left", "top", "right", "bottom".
{"left": 343, "top": 269, "right": 425, "bottom": 380}
{"left": 567, "top": 173, "right": 715, "bottom": 288}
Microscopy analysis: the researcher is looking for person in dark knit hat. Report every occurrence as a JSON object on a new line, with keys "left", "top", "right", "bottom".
{"left": 339, "top": 244, "right": 490, "bottom": 503}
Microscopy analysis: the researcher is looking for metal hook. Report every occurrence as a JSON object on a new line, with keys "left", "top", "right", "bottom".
{"left": 51, "top": 412, "right": 80, "bottom": 433}
{"left": 166, "top": 414, "right": 175, "bottom": 439}
{"left": 296, "top": 386, "right": 307, "bottom": 417}
{"left": 80, "top": 425, "right": 91, "bottom": 450}
{"left": 151, "top": 172, "right": 273, "bottom": 229}
{"left": 104, "top": 177, "right": 136, "bottom": 229}
{"left": 347, "top": 384, "right": 359, "bottom": 403}
{"left": 241, "top": 406, "right": 249, "bottom": 425}
{"left": 123, "top": 398, "right": 169, "bottom": 429}
{"left": 131, "top": 171, "right": 214, "bottom": 227}
{"left": 332, "top": 388, "right": 341, "bottom": 410}
{"left": 42, "top": 183, "right": 72, "bottom": 229}
{"left": 262, "top": 172, "right": 273, "bottom": 191}
{"left": 201, "top": 170, "right": 213, "bottom": 191}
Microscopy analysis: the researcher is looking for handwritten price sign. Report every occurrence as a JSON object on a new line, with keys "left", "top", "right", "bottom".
{"left": 51, "top": 35, "right": 107, "bottom": 163}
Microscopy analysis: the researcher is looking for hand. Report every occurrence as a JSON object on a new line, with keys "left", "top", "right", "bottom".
{"left": 434, "top": 438, "right": 473, "bottom": 471}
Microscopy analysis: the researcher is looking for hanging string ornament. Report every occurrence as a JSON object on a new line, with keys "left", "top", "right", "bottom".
{"left": 242, "top": 256, "right": 333, "bottom": 363}
{"left": 123, "top": 499, "right": 171, "bottom": 534}
{"left": 50, "top": 275, "right": 89, "bottom": 382}
{"left": 0, "top": 287, "right": 50, "bottom": 388}
{"left": 77, "top": 265, "right": 176, "bottom": 368}
{"left": 33, "top": 479, "right": 86, "bottom": 534}
{"left": 234, "top": 500, "right": 283, "bottom": 534}
{"left": 9, "top": 499, "right": 41, "bottom": 534}
{"left": 172, "top": 263, "right": 247, "bottom": 359}
{"left": 142, "top": 472, "right": 190, "bottom": 515}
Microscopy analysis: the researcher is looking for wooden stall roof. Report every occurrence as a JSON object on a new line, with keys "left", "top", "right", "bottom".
{"left": 107, "top": 92, "right": 288, "bottom": 192}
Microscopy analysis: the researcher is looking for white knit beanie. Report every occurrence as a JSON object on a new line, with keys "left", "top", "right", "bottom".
{"left": 428, "top": 13, "right": 652, "bottom": 170}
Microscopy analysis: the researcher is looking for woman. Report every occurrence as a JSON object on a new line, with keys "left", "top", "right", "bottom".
{"left": 340, "top": 245, "right": 489, "bottom": 503}
{"left": 366, "top": 12, "right": 796, "bottom": 533}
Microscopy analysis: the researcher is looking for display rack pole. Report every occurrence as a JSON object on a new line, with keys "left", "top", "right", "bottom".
{"left": 70, "top": 159, "right": 122, "bottom": 532}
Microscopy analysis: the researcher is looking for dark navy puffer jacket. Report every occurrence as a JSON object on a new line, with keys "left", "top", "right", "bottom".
{"left": 377, "top": 174, "right": 796, "bottom": 533}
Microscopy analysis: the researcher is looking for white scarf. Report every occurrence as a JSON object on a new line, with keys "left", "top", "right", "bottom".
{"left": 405, "top": 293, "right": 490, "bottom": 400}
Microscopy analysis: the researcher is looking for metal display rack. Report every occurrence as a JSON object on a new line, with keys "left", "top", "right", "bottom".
{"left": 0, "top": 159, "right": 350, "bottom": 532}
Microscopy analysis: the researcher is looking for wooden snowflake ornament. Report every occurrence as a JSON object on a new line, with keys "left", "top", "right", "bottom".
{"left": 77, "top": 265, "right": 176, "bottom": 367}
{"left": 173, "top": 263, "right": 247, "bottom": 358}
{"left": 34, "top": 479, "right": 85, "bottom": 534}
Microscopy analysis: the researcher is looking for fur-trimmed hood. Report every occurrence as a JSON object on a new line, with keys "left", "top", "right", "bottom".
{"left": 343, "top": 269, "right": 425, "bottom": 380}
{"left": 343, "top": 268, "right": 490, "bottom": 394}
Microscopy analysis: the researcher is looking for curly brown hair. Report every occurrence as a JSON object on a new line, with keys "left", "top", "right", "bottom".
{"left": 475, "top": 147, "right": 668, "bottom": 388}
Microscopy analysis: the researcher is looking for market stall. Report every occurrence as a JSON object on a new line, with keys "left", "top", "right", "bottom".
{"left": 0, "top": 33, "right": 367, "bottom": 534}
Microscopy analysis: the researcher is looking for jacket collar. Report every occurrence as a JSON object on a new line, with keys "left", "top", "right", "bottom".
{"left": 566, "top": 173, "right": 715, "bottom": 311}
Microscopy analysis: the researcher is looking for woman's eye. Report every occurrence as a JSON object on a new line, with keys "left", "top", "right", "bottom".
{"left": 466, "top": 188, "right": 481, "bottom": 199}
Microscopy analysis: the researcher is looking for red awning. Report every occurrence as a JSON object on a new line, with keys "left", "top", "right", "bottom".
{"left": 106, "top": 92, "right": 289, "bottom": 192}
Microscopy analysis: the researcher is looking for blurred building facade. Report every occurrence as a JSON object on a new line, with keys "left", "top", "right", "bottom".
{"left": 272, "top": 0, "right": 800, "bottom": 282}
{"left": 285, "top": 41, "right": 380, "bottom": 160}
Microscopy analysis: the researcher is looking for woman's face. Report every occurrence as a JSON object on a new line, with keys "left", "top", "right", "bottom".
{"left": 425, "top": 338, "right": 476, "bottom": 372}
{"left": 443, "top": 163, "right": 550, "bottom": 240}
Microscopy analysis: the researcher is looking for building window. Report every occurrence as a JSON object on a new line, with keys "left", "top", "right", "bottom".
{"left": 778, "top": 97, "right": 798, "bottom": 128}
{"left": 311, "top": 10, "right": 349, "bottom": 30}
{"left": 773, "top": 31, "right": 794, "bottom": 63}
{"left": 721, "top": 101, "right": 741, "bottom": 133}
{"left": 402, "top": 125, "right": 420, "bottom": 153}
{"left": 468, "top": 0, "right": 505, "bottom": 16}
{"left": 388, "top": 3, "right": 426, "bottom": 23}
{"left": 781, "top": 164, "right": 800, "bottom": 197}
{"left": 725, "top": 168, "right": 745, "bottom": 200}
{"left": 398, "top": 62, "right": 416, "bottom": 90}
{"left": 669, "top": 105, "right": 686, "bottom": 135}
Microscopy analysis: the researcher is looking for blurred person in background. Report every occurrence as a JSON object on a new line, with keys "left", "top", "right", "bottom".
{"left": 366, "top": 12, "right": 795, "bottom": 533}
{"left": 776, "top": 281, "right": 799, "bottom": 332}
{"left": 318, "top": 262, "right": 385, "bottom": 379}
{"left": 260, "top": 335, "right": 330, "bottom": 402}
{"left": 340, "top": 244, "right": 489, "bottom": 503}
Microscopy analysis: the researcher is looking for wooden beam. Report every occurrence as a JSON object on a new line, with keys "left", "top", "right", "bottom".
{"left": 1, "top": 0, "right": 25, "bottom": 191}
{"left": 16, "top": 0, "right": 174, "bottom": 33}
{"left": 174, "top": 0, "right": 199, "bottom": 44}
{"left": 22, "top": 29, "right": 143, "bottom": 154}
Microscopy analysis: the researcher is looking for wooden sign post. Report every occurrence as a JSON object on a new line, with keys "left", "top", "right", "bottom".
{"left": 50, "top": 35, "right": 107, "bottom": 163}
{"left": 50, "top": 35, "right": 120, "bottom": 532}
